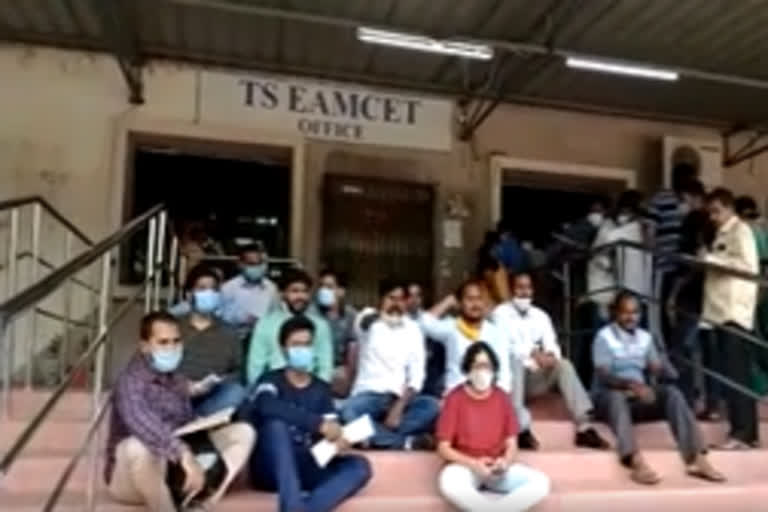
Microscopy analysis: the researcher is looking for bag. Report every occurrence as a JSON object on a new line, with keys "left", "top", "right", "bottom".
{"left": 166, "top": 430, "right": 228, "bottom": 510}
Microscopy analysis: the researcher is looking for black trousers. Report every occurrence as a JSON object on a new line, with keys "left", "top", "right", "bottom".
{"left": 718, "top": 323, "right": 759, "bottom": 444}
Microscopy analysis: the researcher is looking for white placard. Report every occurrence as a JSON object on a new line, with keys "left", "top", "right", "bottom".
{"left": 200, "top": 71, "right": 453, "bottom": 151}
{"left": 443, "top": 219, "right": 463, "bottom": 248}
{"left": 311, "top": 414, "right": 375, "bottom": 467}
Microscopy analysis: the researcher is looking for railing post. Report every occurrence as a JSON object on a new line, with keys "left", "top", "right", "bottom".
{"left": 5, "top": 208, "right": 19, "bottom": 393}
{"left": 562, "top": 260, "right": 572, "bottom": 358}
{"left": 167, "top": 235, "right": 179, "bottom": 305}
{"left": 25, "top": 203, "right": 42, "bottom": 390}
{"left": 59, "top": 232, "right": 74, "bottom": 382}
{"left": 86, "top": 252, "right": 111, "bottom": 511}
{"left": 144, "top": 217, "right": 157, "bottom": 313}
{"left": 0, "top": 318, "right": 9, "bottom": 421}
{"left": 153, "top": 211, "right": 167, "bottom": 311}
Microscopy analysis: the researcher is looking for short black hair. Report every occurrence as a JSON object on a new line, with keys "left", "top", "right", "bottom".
{"left": 672, "top": 163, "right": 698, "bottom": 193}
{"left": 239, "top": 242, "right": 266, "bottom": 257}
{"left": 378, "top": 278, "right": 405, "bottom": 298}
{"left": 183, "top": 264, "right": 221, "bottom": 293}
{"left": 592, "top": 196, "right": 612, "bottom": 210}
{"left": 680, "top": 179, "right": 706, "bottom": 198}
{"left": 616, "top": 189, "right": 644, "bottom": 215}
{"left": 460, "top": 341, "right": 500, "bottom": 374}
{"left": 140, "top": 311, "right": 179, "bottom": 341}
{"left": 510, "top": 271, "right": 532, "bottom": 288}
{"left": 706, "top": 187, "right": 735, "bottom": 208}
{"left": 319, "top": 268, "right": 349, "bottom": 288}
{"left": 611, "top": 290, "right": 639, "bottom": 316}
{"left": 279, "top": 268, "right": 313, "bottom": 291}
{"left": 278, "top": 315, "right": 315, "bottom": 346}
{"left": 735, "top": 195, "right": 759, "bottom": 218}
{"left": 455, "top": 279, "right": 487, "bottom": 300}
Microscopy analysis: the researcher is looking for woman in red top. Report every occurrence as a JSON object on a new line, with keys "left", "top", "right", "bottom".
{"left": 436, "top": 342, "right": 550, "bottom": 511}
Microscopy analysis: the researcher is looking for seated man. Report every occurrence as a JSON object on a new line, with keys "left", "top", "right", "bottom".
{"left": 247, "top": 269, "right": 333, "bottom": 385}
{"left": 493, "top": 272, "right": 608, "bottom": 450}
{"left": 309, "top": 269, "right": 359, "bottom": 397}
{"left": 340, "top": 280, "right": 439, "bottom": 450}
{"left": 176, "top": 265, "right": 246, "bottom": 416}
{"left": 247, "top": 316, "right": 371, "bottom": 512}
{"left": 421, "top": 280, "right": 522, "bottom": 433}
{"left": 437, "top": 342, "right": 550, "bottom": 511}
{"left": 106, "top": 312, "right": 254, "bottom": 512}
{"left": 593, "top": 292, "right": 724, "bottom": 485}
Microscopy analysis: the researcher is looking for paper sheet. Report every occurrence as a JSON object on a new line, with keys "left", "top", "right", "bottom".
{"left": 310, "top": 414, "right": 375, "bottom": 467}
{"left": 173, "top": 407, "right": 235, "bottom": 437}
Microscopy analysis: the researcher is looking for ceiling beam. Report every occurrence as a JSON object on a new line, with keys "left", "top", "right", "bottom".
{"left": 92, "top": 0, "right": 144, "bottom": 104}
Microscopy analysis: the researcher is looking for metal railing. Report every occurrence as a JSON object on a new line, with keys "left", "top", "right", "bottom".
{"left": 552, "top": 231, "right": 768, "bottom": 405}
{"left": 0, "top": 202, "right": 176, "bottom": 512}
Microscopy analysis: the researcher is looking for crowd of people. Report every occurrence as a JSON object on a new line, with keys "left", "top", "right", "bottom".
{"left": 102, "top": 164, "right": 767, "bottom": 512}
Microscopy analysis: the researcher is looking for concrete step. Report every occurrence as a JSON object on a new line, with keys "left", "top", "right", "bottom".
{"left": 3, "top": 450, "right": 767, "bottom": 496}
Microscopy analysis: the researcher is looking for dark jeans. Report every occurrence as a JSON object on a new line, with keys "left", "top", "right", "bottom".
{"left": 250, "top": 419, "right": 371, "bottom": 512}
{"left": 339, "top": 392, "right": 440, "bottom": 449}
{"left": 717, "top": 324, "right": 759, "bottom": 444}
{"left": 423, "top": 338, "right": 446, "bottom": 398}
{"left": 191, "top": 379, "right": 247, "bottom": 417}
{"left": 699, "top": 329, "right": 724, "bottom": 412}
{"left": 667, "top": 316, "right": 700, "bottom": 406}
{"left": 572, "top": 301, "right": 608, "bottom": 388}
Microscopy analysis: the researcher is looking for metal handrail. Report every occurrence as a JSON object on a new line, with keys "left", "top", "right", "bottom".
{"left": 0, "top": 204, "right": 163, "bottom": 324}
{"left": 0, "top": 251, "right": 98, "bottom": 294}
{"left": 0, "top": 195, "right": 92, "bottom": 246}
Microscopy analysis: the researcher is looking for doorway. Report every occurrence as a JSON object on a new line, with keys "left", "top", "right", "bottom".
{"left": 121, "top": 137, "right": 292, "bottom": 285}
{"left": 322, "top": 175, "right": 435, "bottom": 308}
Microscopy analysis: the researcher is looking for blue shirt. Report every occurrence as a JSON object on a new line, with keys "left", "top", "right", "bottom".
{"left": 647, "top": 189, "right": 684, "bottom": 272}
{"left": 592, "top": 324, "right": 660, "bottom": 391}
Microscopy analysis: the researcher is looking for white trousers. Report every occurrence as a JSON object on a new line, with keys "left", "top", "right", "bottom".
{"left": 438, "top": 462, "right": 550, "bottom": 512}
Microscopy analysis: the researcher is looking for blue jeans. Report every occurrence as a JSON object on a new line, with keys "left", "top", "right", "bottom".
{"left": 339, "top": 392, "right": 440, "bottom": 449}
{"left": 668, "top": 316, "right": 699, "bottom": 406}
{"left": 250, "top": 419, "right": 371, "bottom": 512}
{"left": 192, "top": 379, "right": 247, "bottom": 417}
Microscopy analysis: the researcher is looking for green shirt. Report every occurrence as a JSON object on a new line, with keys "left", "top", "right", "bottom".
{"left": 246, "top": 306, "right": 334, "bottom": 385}
{"left": 749, "top": 221, "right": 768, "bottom": 263}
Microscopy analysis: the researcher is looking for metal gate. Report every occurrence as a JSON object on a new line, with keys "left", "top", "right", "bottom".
{"left": 322, "top": 175, "right": 434, "bottom": 308}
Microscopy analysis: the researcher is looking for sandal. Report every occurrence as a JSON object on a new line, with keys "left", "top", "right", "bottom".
{"left": 712, "top": 438, "right": 751, "bottom": 451}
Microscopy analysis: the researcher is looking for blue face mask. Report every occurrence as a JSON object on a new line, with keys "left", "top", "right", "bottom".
{"left": 243, "top": 263, "right": 267, "bottom": 282}
{"left": 192, "top": 289, "right": 221, "bottom": 315}
{"left": 286, "top": 346, "right": 314, "bottom": 372}
{"left": 316, "top": 287, "right": 336, "bottom": 308}
{"left": 149, "top": 346, "right": 183, "bottom": 373}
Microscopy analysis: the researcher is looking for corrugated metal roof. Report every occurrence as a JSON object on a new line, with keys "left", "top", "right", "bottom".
{"left": 2, "top": 0, "right": 768, "bottom": 126}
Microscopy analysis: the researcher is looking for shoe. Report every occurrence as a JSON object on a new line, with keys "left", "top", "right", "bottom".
{"left": 518, "top": 430, "right": 540, "bottom": 450}
{"left": 407, "top": 433, "right": 436, "bottom": 451}
{"left": 686, "top": 454, "right": 726, "bottom": 483}
{"left": 711, "top": 438, "right": 751, "bottom": 451}
{"left": 697, "top": 410, "right": 722, "bottom": 422}
{"left": 575, "top": 427, "right": 610, "bottom": 450}
{"left": 629, "top": 454, "right": 661, "bottom": 485}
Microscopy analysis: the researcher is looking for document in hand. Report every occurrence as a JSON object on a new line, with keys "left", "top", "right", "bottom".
{"left": 173, "top": 407, "right": 236, "bottom": 437}
{"left": 311, "top": 414, "right": 375, "bottom": 467}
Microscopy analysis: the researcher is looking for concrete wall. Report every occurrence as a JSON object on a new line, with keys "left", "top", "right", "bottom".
{"left": 1, "top": 45, "right": 764, "bottom": 300}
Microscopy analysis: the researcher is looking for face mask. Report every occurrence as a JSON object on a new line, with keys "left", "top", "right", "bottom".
{"left": 316, "top": 287, "right": 336, "bottom": 308}
{"left": 587, "top": 212, "right": 604, "bottom": 227}
{"left": 149, "top": 346, "right": 183, "bottom": 373}
{"left": 381, "top": 312, "right": 404, "bottom": 327}
{"left": 469, "top": 368, "right": 493, "bottom": 392}
{"left": 617, "top": 214, "right": 631, "bottom": 225}
{"left": 243, "top": 263, "right": 267, "bottom": 282}
{"left": 286, "top": 346, "right": 314, "bottom": 372}
{"left": 512, "top": 297, "right": 532, "bottom": 313}
{"left": 192, "top": 289, "right": 220, "bottom": 315}
{"left": 678, "top": 202, "right": 691, "bottom": 216}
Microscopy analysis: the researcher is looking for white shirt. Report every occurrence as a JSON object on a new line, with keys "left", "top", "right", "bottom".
{"left": 419, "top": 314, "right": 511, "bottom": 394}
{"left": 588, "top": 219, "right": 617, "bottom": 308}
{"left": 351, "top": 308, "right": 426, "bottom": 397}
{"left": 221, "top": 275, "right": 279, "bottom": 322}
{"left": 493, "top": 302, "right": 561, "bottom": 370}
{"left": 607, "top": 220, "right": 652, "bottom": 298}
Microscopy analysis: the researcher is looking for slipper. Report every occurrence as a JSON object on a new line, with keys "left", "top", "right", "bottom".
{"left": 712, "top": 439, "right": 750, "bottom": 451}
{"left": 687, "top": 467, "right": 726, "bottom": 483}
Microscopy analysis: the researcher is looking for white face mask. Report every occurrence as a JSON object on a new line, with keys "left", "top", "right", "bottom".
{"left": 617, "top": 214, "right": 631, "bottom": 225}
{"left": 469, "top": 368, "right": 494, "bottom": 391}
{"left": 512, "top": 297, "right": 532, "bottom": 313}
{"left": 381, "top": 313, "right": 404, "bottom": 327}
{"left": 587, "top": 212, "right": 604, "bottom": 228}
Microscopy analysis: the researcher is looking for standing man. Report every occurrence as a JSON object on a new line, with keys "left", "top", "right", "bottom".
{"left": 340, "top": 280, "right": 439, "bottom": 450}
{"left": 106, "top": 312, "right": 254, "bottom": 512}
{"left": 176, "top": 266, "right": 246, "bottom": 416}
{"left": 247, "top": 269, "right": 333, "bottom": 385}
{"left": 221, "top": 242, "right": 280, "bottom": 334}
{"left": 703, "top": 188, "right": 760, "bottom": 449}
{"left": 593, "top": 292, "right": 723, "bottom": 485}
{"left": 494, "top": 272, "right": 609, "bottom": 450}
{"left": 406, "top": 281, "right": 446, "bottom": 397}
{"left": 310, "top": 269, "right": 359, "bottom": 397}
{"left": 246, "top": 316, "right": 371, "bottom": 512}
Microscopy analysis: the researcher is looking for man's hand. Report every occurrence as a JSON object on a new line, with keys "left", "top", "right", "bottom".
{"left": 383, "top": 404, "right": 404, "bottom": 430}
{"left": 319, "top": 419, "right": 343, "bottom": 441}
{"left": 491, "top": 457, "right": 509, "bottom": 475}
{"left": 180, "top": 448, "right": 206, "bottom": 502}
{"left": 470, "top": 457, "right": 494, "bottom": 480}
{"left": 629, "top": 382, "right": 656, "bottom": 404}
{"left": 336, "top": 438, "right": 352, "bottom": 453}
{"left": 189, "top": 374, "right": 222, "bottom": 396}
{"left": 538, "top": 353, "right": 558, "bottom": 370}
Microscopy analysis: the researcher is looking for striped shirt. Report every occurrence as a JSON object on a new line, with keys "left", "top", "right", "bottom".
{"left": 177, "top": 315, "right": 242, "bottom": 381}
{"left": 647, "top": 188, "right": 684, "bottom": 272}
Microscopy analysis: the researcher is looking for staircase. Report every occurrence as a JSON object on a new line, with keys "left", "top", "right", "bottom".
{"left": 2, "top": 391, "right": 768, "bottom": 511}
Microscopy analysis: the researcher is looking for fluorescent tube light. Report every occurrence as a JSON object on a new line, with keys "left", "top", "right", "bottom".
{"left": 565, "top": 57, "right": 679, "bottom": 81}
{"left": 357, "top": 27, "right": 493, "bottom": 60}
